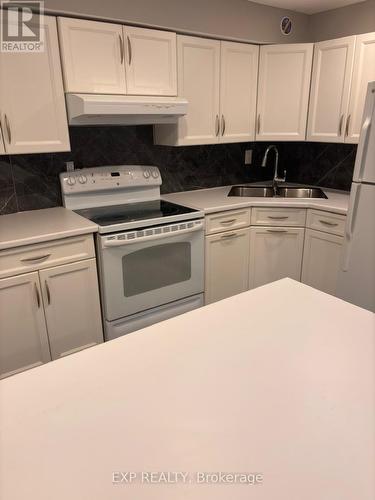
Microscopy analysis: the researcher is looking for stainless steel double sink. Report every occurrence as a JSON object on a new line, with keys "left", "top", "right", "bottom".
{"left": 228, "top": 185, "right": 328, "bottom": 199}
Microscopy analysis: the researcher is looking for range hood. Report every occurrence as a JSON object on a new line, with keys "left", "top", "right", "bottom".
{"left": 65, "top": 94, "right": 188, "bottom": 126}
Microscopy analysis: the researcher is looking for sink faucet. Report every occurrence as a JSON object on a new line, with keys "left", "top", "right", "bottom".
{"left": 261, "top": 145, "right": 286, "bottom": 192}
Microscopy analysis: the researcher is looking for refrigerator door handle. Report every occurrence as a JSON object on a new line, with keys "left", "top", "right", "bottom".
{"left": 352, "top": 116, "right": 372, "bottom": 182}
{"left": 346, "top": 183, "right": 361, "bottom": 239}
{"left": 342, "top": 183, "right": 361, "bottom": 271}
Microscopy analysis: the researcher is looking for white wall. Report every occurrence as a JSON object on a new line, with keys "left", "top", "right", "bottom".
{"left": 310, "top": 0, "right": 375, "bottom": 41}
{"left": 21, "top": 0, "right": 375, "bottom": 46}
{"left": 43, "top": 0, "right": 312, "bottom": 43}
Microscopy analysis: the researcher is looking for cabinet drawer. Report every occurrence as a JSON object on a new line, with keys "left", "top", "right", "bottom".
{"left": 205, "top": 209, "right": 251, "bottom": 235}
{"left": 306, "top": 210, "right": 346, "bottom": 236}
{"left": 0, "top": 234, "right": 95, "bottom": 279}
{"left": 251, "top": 207, "right": 306, "bottom": 227}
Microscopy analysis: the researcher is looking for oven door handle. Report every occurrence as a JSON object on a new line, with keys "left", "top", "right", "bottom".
{"left": 102, "top": 223, "right": 204, "bottom": 248}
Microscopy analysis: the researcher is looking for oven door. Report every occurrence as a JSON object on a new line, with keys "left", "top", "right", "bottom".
{"left": 97, "top": 219, "right": 205, "bottom": 321}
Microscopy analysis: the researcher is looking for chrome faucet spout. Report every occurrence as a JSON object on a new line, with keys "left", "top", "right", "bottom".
{"left": 261, "top": 145, "right": 286, "bottom": 190}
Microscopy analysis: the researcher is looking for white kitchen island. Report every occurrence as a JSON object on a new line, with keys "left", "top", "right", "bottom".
{"left": 0, "top": 279, "right": 374, "bottom": 500}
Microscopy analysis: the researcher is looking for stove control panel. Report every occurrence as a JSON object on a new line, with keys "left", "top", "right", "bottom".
{"left": 60, "top": 165, "right": 161, "bottom": 194}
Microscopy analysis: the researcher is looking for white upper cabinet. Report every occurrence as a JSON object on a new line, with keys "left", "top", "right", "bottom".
{"left": 0, "top": 272, "right": 51, "bottom": 379}
{"left": 176, "top": 35, "right": 220, "bottom": 145}
{"left": 347, "top": 32, "right": 375, "bottom": 143}
{"left": 0, "top": 16, "right": 70, "bottom": 154}
{"left": 307, "top": 32, "right": 375, "bottom": 145}
{"left": 154, "top": 36, "right": 258, "bottom": 146}
{"left": 256, "top": 44, "right": 314, "bottom": 141}
{"left": 123, "top": 26, "right": 177, "bottom": 96}
{"left": 155, "top": 35, "right": 220, "bottom": 146}
{"left": 39, "top": 259, "right": 103, "bottom": 361}
{"left": 219, "top": 41, "right": 259, "bottom": 143}
{"left": 58, "top": 19, "right": 178, "bottom": 97}
{"left": 307, "top": 36, "right": 355, "bottom": 143}
{"left": 58, "top": 17, "right": 126, "bottom": 94}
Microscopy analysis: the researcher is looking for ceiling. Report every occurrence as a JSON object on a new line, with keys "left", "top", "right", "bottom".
{"left": 248, "top": 0, "right": 366, "bottom": 14}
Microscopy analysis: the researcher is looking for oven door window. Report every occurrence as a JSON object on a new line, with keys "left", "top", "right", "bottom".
{"left": 122, "top": 242, "right": 191, "bottom": 297}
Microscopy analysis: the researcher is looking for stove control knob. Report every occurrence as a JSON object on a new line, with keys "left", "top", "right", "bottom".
{"left": 67, "top": 176, "right": 76, "bottom": 186}
{"left": 78, "top": 175, "right": 87, "bottom": 184}
{"left": 152, "top": 171, "right": 159, "bottom": 179}
{"left": 143, "top": 170, "right": 150, "bottom": 179}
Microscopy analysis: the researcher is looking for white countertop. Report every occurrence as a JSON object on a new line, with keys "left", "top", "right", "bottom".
{"left": 0, "top": 207, "right": 98, "bottom": 250}
{"left": 163, "top": 184, "right": 350, "bottom": 215}
{"left": 0, "top": 185, "right": 349, "bottom": 252}
{"left": 1, "top": 279, "right": 374, "bottom": 500}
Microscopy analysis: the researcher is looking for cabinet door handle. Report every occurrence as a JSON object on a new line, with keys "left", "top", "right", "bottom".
{"left": 257, "top": 114, "right": 261, "bottom": 134}
{"left": 4, "top": 114, "right": 11, "bottom": 144}
{"left": 45, "top": 280, "right": 51, "bottom": 305}
{"left": 345, "top": 114, "right": 351, "bottom": 137}
{"left": 215, "top": 115, "right": 220, "bottom": 136}
{"left": 21, "top": 253, "right": 51, "bottom": 263}
{"left": 34, "top": 283, "right": 41, "bottom": 308}
{"left": 221, "top": 232, "right": 238, "bottom": 239}
{"left": 127, "top": 36, "right": 132, "bottom": 65}
{"left": 220, "top": 219, "right": 236, "bottom": 225}
{"left": 118, "top": 34, "right": 124, "bottom": 64}
{"left": 267, "top": 215, "right": 288, "bottom": 220}
{"left": 0, "top": 122, "right": 4, "bottom": 145}
{"left": 319, "top": 219, "right": 338, "bottom": 227}
{"left": 266, "top": 229, "right": 288, "bottom": 233}
{"left": 338, "top": 114, "right": 344, "bottom": 136}
{"left": 221, "top": 115, "right": 226, "bottom": 136}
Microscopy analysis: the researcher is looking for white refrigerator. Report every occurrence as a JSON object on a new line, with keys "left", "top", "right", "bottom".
{"left": 336, "top": 81, "right": 375, "bottom": 312}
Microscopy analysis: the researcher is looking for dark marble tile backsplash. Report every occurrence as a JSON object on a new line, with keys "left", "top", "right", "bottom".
{"left": 0, "top": 156, "right": 18, "bottom": 214}
{"left": 0, "top": 125, "right": 357, "bottom": 215}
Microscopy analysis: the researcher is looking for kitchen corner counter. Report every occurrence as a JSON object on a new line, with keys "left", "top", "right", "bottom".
{"left": 0, "top": 207, "right": 98, "bottom": 251}
{"left": 162, "top": 184, "right": 350, "bottom": 215}
{"left": 0, "top": 279, "right": 374, "bottom": 499}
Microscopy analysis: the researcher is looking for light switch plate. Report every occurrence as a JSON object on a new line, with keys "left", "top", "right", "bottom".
{"left": 245, "top": 149, "right": 252, "bottom": 165}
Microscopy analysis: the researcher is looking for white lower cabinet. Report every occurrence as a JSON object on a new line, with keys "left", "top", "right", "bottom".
{"left": 39, "top": 259, "right": 103, "bottom": 360}
{"left": 205, "top": 228, "right": 250, "bottom": 304}
{"left": 0, "top": 237, "right": 103, "bottom": 378}
{"left": 205, "top": 208, "right": 345, "bottom": 302}
{"left": 301, "top": 229, "right": 344, "bottom": 295}
{"left": 249, "top": 227, "right": 305, "bottom": 289}
{"left": 0, "top": 272, "right": 51, "bottom": 379}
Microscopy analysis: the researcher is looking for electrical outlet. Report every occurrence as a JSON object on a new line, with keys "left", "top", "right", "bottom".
{"left": 66, "top": 161, "right": 75, "bottom": 172}
{"left": 244, "top": 149, "right": 252, "bottom": 165}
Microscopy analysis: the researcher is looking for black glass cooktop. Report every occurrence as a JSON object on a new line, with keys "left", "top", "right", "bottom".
{"left": 75, "top": 200, "right": 198, "bottom": 227}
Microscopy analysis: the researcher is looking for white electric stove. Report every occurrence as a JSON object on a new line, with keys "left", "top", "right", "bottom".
{"left": 60, "top": 165, "right": 205, "bottom": 340}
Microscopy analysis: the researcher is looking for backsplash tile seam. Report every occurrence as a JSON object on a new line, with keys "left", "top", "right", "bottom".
{"left": 315, "top": 147, "right": 357, "bottom": 186}
{"left": 0, "top": 191, "right": 16, "bottom": 214}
